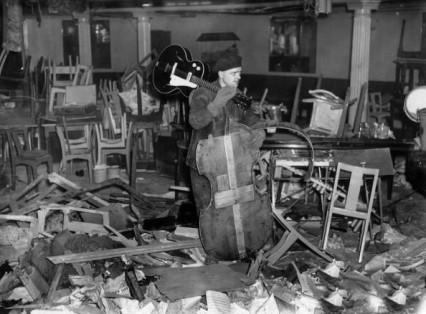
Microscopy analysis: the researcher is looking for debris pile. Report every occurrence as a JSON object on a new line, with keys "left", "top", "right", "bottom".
{"left": 1, "top": 173, "right": 426, "bottom": 313}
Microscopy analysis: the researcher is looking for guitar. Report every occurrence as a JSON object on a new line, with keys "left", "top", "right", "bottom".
{"left": 153, "top": 44, "right": 252, "bottom": 111}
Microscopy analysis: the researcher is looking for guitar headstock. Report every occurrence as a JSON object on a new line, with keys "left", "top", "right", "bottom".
{"left": 233, "top": 93, "right": 252, "bottom": 111}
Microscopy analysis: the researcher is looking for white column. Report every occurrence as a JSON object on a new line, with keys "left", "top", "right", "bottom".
{"left": 74, "top": 10, "right": 92, "bottom": 66}
{"left": 347, "top": 0, "right": 381, "bottom": 125}
{"left": 135, "top": 15, "right": 151, "bottom": 64}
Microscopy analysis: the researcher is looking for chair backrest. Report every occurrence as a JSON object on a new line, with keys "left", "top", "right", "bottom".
{"left": 48, "top": 87, "right": 66, "bottom": 116}
{"left": 6, "top": 129, "right": 27, "bottom": 158}
{"left": 290, "top": 77, "right": 302, "bottom": 124}
{"left": 52, "top": 63, "right": 75, "bottom": 87}
{"left": 65, "top": 85, "right": 97, "bottom": 105}
{"left": 56, "top": 123, "right": 92, "bottom": 155}
{"left": 100, "top": 82, "right": 124, "bottom": 135}
{"left": 72, "top": 64, "right": 93, "bottom": 86}
{"left": 0, "top": 49, "right": 9, "bottom": 75}
{"left": 331, "top": 162, "right": 379, "bottom": 213}
{"left": 353, "top": 82, "right": 368, "bottom": 134}
{"left": 306, "top": 89, "right": 347, "bottom": 136}
{"left": 49, "top": 56, "right": 79, "bottom": 87}
{"left": 369, "top": 92, "right": 392, "bottom": 114}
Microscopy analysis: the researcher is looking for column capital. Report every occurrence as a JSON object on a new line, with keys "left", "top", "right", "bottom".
{"left": 131, "top": 11, "right": 151, "bottom": 20}
{"left": 347, "top": 0, "right": 381, "bottom": 12}
{"left": 72, "top": 10, "right": 90, "bottom": 23}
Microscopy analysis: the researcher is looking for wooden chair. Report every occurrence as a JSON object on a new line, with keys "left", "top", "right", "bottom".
{"left": 72, "top": 64, "right": 93, "bottom": 86}
{"left": 47, "top": 87, "right": 66, "bottom": 117}
{"left": 170, "top": 97, "right": 192, "bottom": 200}
{"left": 46, "top": 56, "right": 79, "bottom": 109}
{"left": 47, "top": 84, "right": 97, "bottom": 117}
{"left": 321, "top": 162, "right": 379, "bottom": 263}
{"left": 265, "top": 209, "right": 333, "bottom": 265}
{"left": 56, "top": 122, "right": 95, "bottom": 183}
{"left": 50, "top": 58, "right": 76, "bottom": 87}
{"left": 303, "top": 88, "right": 349, "bottom": 137}
{"left": 290, "top": 77, "right": 302, "bottom": 124}
{"left": 95, "top": 83, "right": 133, "bottom": 173}
{"left": 353, "top": 82, "right": 368, "bottom": 135}
{"left": 0, "top": 50, "right": 34, "bottom": 116}
{"left": 6, "top": 128, "right": 53, "bottom": 190}
{"left": 368, "top": 92, "right": 391, "bottom": 124}
{"left": 128, "top": 75, "right": 164, "bottom": 165}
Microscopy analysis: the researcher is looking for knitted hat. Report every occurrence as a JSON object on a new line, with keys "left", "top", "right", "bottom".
{"left": 213, "top": 52, "right": 242, "bottom": 72}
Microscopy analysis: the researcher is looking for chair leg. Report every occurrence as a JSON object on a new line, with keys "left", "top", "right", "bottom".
{"left": 47, "top": 159, "right": 53, "bottom": 174}
{"left": 359, "top": 217, "right": 370, "bottom": 263}
{"left": 266, "top": 232, "right": 298, "bottom": 265}
{"left": 62, "top": 160, "right": 70, "bottom": 177}
{"left": 88, "top": 158, "right": 93, "bottom": 183}
{"left": 130, "top": 138, "right": 138, "bottom": 188}
{"left": 322, "top": 209, "right": 333, "bottom": 250}
{"left": 101, "top": 151, "right": 107, "bottom": 165}
{"left": 11, "top": 164, "right": 16, "bottom": 190}
{"left": 62, "top": 160, "right": 67, "bottom": 175}
{"left": 97, "top": 142, "right": 102, "bottom": 166}
{"left": 25, "top": 165, "right": 32, "bottom": 184}
{"left": 377, "top": 179, "right": 384, "bottom": 233}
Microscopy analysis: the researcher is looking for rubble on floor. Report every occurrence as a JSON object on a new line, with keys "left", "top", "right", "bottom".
{"left": 1, "top": 172, "right": 426, "bottom": 313}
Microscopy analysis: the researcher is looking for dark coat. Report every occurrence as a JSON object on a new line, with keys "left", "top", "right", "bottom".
{"left": 186, "top": 80, "right": 263, "bottom": 170}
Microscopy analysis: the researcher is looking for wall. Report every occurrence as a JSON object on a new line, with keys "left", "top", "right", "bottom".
{"left": 148, "top": 8, "right": 422, "bottom": 101}
{"left": 25, "top": 15, "right": 139, "bottom": 72}
{"left": 24, "top": 7, "right": 422, "bottom": 86}
{"left": 150, "top": 8, "right": 422, "bottom": 82}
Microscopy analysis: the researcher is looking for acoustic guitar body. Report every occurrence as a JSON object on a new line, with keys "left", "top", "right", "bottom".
{"left": 196, "top": 122, "right": 273, "bottom": 261}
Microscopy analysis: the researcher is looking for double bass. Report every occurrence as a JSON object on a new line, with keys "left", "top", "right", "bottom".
{"left": 153, "top": 45, "right": 314, "bottom": 260}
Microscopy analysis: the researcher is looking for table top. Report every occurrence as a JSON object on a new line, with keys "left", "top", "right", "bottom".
{"left": 0, "top": 107, "right": 36, "bottom": 128}
{"left": 40, "top": 114, "right": 101, "bottom": 126}
{"left": 263, "top": 132, "right": 415, "bottom": 152}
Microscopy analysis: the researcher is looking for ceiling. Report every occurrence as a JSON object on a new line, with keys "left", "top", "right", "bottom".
{"left": 23, "top": 0, "right": 426, "bottom": 17}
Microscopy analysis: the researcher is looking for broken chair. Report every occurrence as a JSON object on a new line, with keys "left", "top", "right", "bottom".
{"left": 6, "top": 128, "right": 53, "bottom": 190}
{"left": 56, "top": 122, "right": 96, "bottom": 183}
{"left": 321, "top": 162, "right": 379, "bottom": 263}
{"left": 95, "top": 81, "right": 133, "bottom": 173}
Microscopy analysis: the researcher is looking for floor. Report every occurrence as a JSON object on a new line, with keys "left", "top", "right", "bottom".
{"left": 2, "top": 156, "right": 425, "bottom": 236}
{"left": 3, "top": 155, "right": 426, "bottom": 312}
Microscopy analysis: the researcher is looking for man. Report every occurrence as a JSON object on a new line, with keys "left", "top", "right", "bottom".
{"left": 186, "top": 51, "right": 265, "bottom": 214}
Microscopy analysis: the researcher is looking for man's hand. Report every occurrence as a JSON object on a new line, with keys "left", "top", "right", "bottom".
{"left": 207, "top": 86, "right": 236, "bottom": 117}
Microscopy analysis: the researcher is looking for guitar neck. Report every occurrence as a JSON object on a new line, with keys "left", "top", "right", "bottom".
{"left": 190, "top": 76, "right": 220, "bottom": 95}
{"left": 171, "top": 64, "right": 219, "bottom": 95}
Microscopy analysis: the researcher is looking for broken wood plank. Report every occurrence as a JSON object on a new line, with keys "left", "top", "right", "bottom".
{"left": 47, "top": 239, "right": 202, "bottom": 264}
{"left": 0, "top": 175, "right": 47, "bottom": 213}
{"left": 12, "top": 179, "right": 115, "bottom": 215}
{"left": 0, "top": 214, "right": 38, "bottom": 234}
{"left": 14, "top": 174, "right": 47, "bottom": 201}
{"left": 146, "top": 263, "right": 254, "bottom": 301}
{"left": 29, "top": 184, "right": 58, "bottom": 203}
{"left": 48, "top": 172, "right": 110, "bottom": 207}
{"left": 80, "top": 203, "right": 135, "bottom": 230}
{"left": 39, "top": 205, "right": 110, "bottom": 236}
{"left": 49, "top": 173, "right": 155, "bottom": 211}
{"left": 47, "top": 264, "right": 65, "bottom": 302}
{"left": 113, "top": 177, "right": 156, "bottom": 210}
{"left": 104, "top": 224, "right": 137, "bottom": 247}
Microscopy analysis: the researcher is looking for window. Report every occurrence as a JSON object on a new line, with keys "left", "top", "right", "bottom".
{"left": 62, "top": 20, "right": 79, "bottom": 65}
{"left": 269, "top": 16, "right": 317, "bottom": 73}
{"left": 90, "top": 20, "right": 111, "bottom": 69}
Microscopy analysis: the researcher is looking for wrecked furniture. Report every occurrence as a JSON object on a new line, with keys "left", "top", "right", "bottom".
{"left": 322, "top": 162, "right": 379, "bottom": 263}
